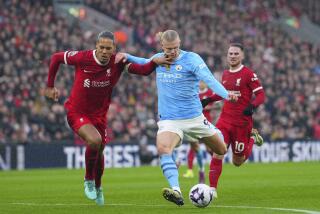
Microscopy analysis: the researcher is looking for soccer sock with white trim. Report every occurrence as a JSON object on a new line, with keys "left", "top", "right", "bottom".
{"left": 160, "top": 154, "right": 180, "bottom": 190}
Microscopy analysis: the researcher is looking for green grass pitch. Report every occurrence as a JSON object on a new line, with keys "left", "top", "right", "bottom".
{"left": 0, "top": 162, "right": 319, "bottom": 214}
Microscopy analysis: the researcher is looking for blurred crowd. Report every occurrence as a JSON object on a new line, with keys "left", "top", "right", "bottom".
{"left": 0, "top": 0, "right": 319, "bottom": 144}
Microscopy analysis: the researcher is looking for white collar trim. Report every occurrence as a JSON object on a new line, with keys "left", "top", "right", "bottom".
{"left": 93, "top": 50, "right": 108, "bottom": 66}
{"left": 229, "top": 64, "right": 244, "bottom": 73}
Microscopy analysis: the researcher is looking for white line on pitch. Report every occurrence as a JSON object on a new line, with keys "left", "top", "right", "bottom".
{"left": 7, "top": 202, "right": 320, "bottom": 214}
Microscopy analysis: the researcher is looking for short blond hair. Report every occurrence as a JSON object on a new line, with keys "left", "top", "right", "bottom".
{"left": 156, "top": 30, "right": 180, "bottom": 43}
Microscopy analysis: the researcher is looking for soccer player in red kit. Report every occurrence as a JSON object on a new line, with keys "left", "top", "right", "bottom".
{"left": 44, "top": 30, "right": 170, "bottom": 206}
{"left": 183, "top": 81, "right": 215, "bottom": 183}
{"left": 201, "top": 43, "right": 265, "bottom": 198}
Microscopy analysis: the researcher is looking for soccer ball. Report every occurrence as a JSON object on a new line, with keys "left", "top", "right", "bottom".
{"left": 189, "top": 184, "right": 214, "bottom": 208}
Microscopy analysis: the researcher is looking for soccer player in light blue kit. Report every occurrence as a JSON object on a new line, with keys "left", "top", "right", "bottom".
{"left": 116, "top": 30, "right": 237, "bottom": 206}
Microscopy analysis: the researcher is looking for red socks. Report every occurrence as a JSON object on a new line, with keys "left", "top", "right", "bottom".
{"left": 209, "top": 158, "right": 223, "bottom": 188}
{"left": 187, "top": 148, "right": 195, "bottom": 169}
{"left": 85, "top": 145, "right": 105, "bottom": 189}
{"left": 85, "top": 146, "right": 99, "bottom": 180}
{"left": 95, "top": 153, "right": 105, "bottom": 188}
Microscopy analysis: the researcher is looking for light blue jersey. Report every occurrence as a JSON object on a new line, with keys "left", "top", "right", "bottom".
{"left": 127, "top": 50, "right": 228, "bottom": 120}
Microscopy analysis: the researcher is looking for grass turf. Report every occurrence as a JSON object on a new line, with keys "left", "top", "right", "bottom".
{"left": 0, "top": 162, "right": 319, "bottom": 214}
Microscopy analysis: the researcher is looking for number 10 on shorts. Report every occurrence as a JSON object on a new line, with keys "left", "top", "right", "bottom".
{"left": 235, "top": 141, "right": 245, "bottom": 153}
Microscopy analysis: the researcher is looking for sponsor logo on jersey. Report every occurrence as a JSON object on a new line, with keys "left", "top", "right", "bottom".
{"left": 92, "top": 80, "right": 110, "bottom": 87}
{"left": 67, "top": 51, "right": 78, "bottom": 57}
{"left": 157, "top": 72, "right": 183, "bottom": 83}
{"left": 84, "top": 79, "right": 90, "bottom": 87}
{"left": 198, "top": 63, "right": 207, "bottom": 69}
{"left": 83, "top": 78, "right": 110, "bottom": 88}
{"left": 228, "top": 90, "right": 241, "bottom": 97}
{"left": 251, "top": 73, "right": 258, "bottom": 81}
{"left": 106, "top": 68, "right": 111, "bottom": 76}
{"left": 175, "top": 65, "right": 182, "bottom": 71}
{"left": 236, "top": 78, "right": 241, "bottom": 86}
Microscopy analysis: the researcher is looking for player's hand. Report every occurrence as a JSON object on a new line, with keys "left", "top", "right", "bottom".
{"left": 44, "top": 87, "right": 59, "bottom": 101}
{"left": 115, "top": 52, "right": 127, "bottom": 64}
{"left": 152, "top": 56, "right": 173, "bottom": 65}
{"left": 243, "top": 104, "right": 255, "bottom": 116}
{"left": 201, "top": 97, "right": 212, "bottom": 108}
{"left": 227, "top": 92, "right": 238, "bottom": 102}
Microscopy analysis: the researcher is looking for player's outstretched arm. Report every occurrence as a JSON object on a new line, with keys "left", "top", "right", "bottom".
{"left": 127, "top": 56, "right": 172, "bottom": 76}
{"left": 115, "top": 53, "right": 150, "bottom": 64}
{"left": 201, "top": 94, "right": 223, "bottom": 108}
{"left": 45, "top": 52, "right": 65, "bottom": 101}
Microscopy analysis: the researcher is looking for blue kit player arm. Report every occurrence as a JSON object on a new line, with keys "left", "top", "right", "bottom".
{"left": 190, "top": 53, "right": 229, "bottom": 100}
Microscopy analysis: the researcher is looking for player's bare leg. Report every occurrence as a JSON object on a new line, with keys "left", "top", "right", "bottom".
{"left": 201, "top": 133, "right": 227, "bottom": 156}
{"left": 78, "top": 124, "right": 103, "bottom": 200}
{"left": 157, "top": 132, "right": 184, "bottom": 206}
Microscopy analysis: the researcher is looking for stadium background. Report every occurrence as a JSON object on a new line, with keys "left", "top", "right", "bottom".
{"left": 0, "top": 0, "right": 319, "bottom": 166}
{"left": 0, "top": 1, "right": 320, "bottom": 214}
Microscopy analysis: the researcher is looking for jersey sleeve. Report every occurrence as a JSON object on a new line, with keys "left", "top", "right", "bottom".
{"left": 191, "top": 53, "right": 229, "bottom": 99}
{"left": 63, "top": 51, "right": 82, "bottom": 65}
{"left": 247, "top": 71, "right": 263, "bottom": 93}
{"left": 126, "top": 53, "right": 162, "bottom": 64}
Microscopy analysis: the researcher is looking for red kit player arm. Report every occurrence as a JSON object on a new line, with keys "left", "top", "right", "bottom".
{"left": 47, "top": 52, "right": 65, "bottom": 87}
{"left": 251, "top": 89, "right": 265, "bottom": 108}
{"left": 201, "top": 94, "right": 223, "bottom": 108}
{"left": 127, "top": 61, "right": 157, "bottom": 76}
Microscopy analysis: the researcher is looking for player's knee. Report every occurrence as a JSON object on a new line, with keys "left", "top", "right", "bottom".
{"left": 157, "top": 144, "right": 172, "bottom": 155}
{"left": 216, "top": 144, "right": 227, "bottom": 155}
{"left": 86, "top": 135, "right": 102, "bottom": 148}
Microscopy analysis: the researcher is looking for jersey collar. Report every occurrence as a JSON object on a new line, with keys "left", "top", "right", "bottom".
{"left": 229, "top": 64, "right": 244, "bottom": 73}
{"left": 93, "top": 50, "right": 109, "bottom": 66}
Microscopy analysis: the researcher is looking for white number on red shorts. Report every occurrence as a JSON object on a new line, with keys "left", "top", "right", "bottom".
{"left": 235, "top": 141, "right": 245, "bottom": 153}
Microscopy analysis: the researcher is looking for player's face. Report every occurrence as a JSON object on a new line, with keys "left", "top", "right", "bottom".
{"left": 227, "top": 46, "right": 244, "bottom": 68}
{"left": 161, "top": 38, "right": 181, "bottom": 60}
{"left": 96, "top": 38, "right": 115, "bottom": 64}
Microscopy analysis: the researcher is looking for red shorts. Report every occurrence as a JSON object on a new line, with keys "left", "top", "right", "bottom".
{"left": 66, "top": 111, "right": 109, "bottom": 145}
{"left": 216, "top": 119, "right": 252, "bottom": 157}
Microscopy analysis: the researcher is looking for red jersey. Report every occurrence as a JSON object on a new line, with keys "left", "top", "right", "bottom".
{"left": 63, "top": 50, "right": 126, "bottom": 117}
{"left": 219, "top": 65, "right": 263, "bottom": 126}
{"left": 199, "top": 88, "right": 214, "bottom": 122}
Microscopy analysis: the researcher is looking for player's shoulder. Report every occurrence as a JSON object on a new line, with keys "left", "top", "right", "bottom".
{"left": 66, "top": 49, "right": 91, "bottom": 58}
{"left": 152, "top": 52, "right": 164, "bottom": 58}
{"left": 181, "top": 51, "right": 203, "bottom": 67}
{"left": 242, "top": 66, "right": 255, "bottom": 74}
{"left": 183, "top": 51, "right": 201, "bottom": 59}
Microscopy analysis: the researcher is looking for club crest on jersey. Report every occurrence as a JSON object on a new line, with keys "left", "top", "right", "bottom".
{"left": 175, "top": 65, "right": 182, "bottom": 71}
{"left": 106, "top": 68, "right": 111, "bottom": 77}
{"left": 236, "top": 78, "right": 241, "bottom": 86}
{"left": 67, "top": 51, "right": 78, "bottom": 57}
